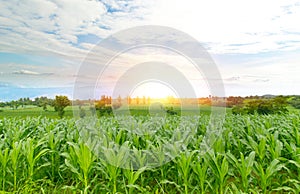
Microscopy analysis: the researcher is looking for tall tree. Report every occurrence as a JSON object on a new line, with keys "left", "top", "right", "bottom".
{"left": 54, "top": 95, "right": 71, "bottom": 118}
{"left": 127, "top": 96, "right": 132, "bottom": 105}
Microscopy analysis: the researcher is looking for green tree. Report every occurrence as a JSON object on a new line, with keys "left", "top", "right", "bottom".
{"left": 289, "top": 96, "right": 300, "bottom": 109}
{"left": 54, "top": 95, "right": 71, "bottom": 118}
{"left": 34, "top": 96, "right": 53, "bottom": 111}
{"left": 232, "top": 96, "right": 288, "bottom": 115}
{"left": 112, "top": 95, "right": 122, "bottom": 109}
{"left": 79, "top": 106, "right": 86, "bottom": 118}
{"left": 0, "top": 102, "right": 5, "bottom": 108}
{"left": 232, "top": 105, "right": 247, "bottom": 115}
{"left": 10, "top": 100, "right": 20, "bottom": 110}
{"left": 271, "top": 95, "right": 288, "bottom": 113}
{"left": 165, "top": 106, "right": 177, "bottom": 115}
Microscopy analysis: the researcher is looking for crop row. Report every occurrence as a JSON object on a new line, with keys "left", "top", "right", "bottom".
{"left": 0, "top": 114, "right": 299, "bottom": 193}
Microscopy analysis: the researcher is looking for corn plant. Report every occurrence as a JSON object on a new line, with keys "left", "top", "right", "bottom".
{"left": 100, "top": 142, "right": 130, "bottom": 193}
{"left": 23, "top": 138, "right": 49, "bottom": 181}
{"left": 205, "top": 150, "right": 229, "bottom": 194}
{"left": 192, "top": 155, "right": 209, "bottom": 194}
{"left": 0, "top": 113, "right": 298, "bottom": 193}
{"left": 10, "top": 141, "right": 22, "bottom": 191}
{"left": 62, "top": 141, "right": 96, "bottom": 194}
{"left": 122, "top": 166, "right": 147, "bottom": 194}
{"left": 47, "top": 130, "right": 64, "bottom": 182}
{"left": 0, "top": 147, "right": 9, "bottom": 192}
{"left": 176, "top": 150, "right": 197, "bottom": 194}
{"left": 253, "top": 159, "right": 284, "bottom": 193}
{"left": 227, "top": 151, "right": 255, "bottom": 191}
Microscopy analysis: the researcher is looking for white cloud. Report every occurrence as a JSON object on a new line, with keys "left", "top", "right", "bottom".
{"left": 0, "top": 0, "right": 153, "bottom": 59}
{"left": 13, "top": 70, "right": 40, "bottom": 75}
{"left": 12, "top": 69, "right": 55, "bottom": 76}
{"left": 216, "top": 50, "right": 300, "bottom": 96}
{"left": 0, "top": 62, "right": 78, "bottom": 89}
{"left": 1, "top": 0, "right": 300, "bottom": 56}
{"left": 0, "top": 0, "right": 300, "bottom": 97}
{"left": 147, "top": 0, "right": 300, "bottom": 54}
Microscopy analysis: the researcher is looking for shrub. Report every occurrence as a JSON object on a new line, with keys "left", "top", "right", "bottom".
{"left": 232, "top": 96, "right": 288, "bottom": 115}
{"left": 96, "top": 106, "right": 113, "bottom": 116}
{"left": 79, "top": 107, "right": 86, "bottom": 118}
{"left": 289, "top": 96, "right": 300, "bottom": 109}
{"left": 165, "top": 106, "right": 178, "bottom": 115}
{"left": 232, "top": 105, "right": 247, "bottom": 115}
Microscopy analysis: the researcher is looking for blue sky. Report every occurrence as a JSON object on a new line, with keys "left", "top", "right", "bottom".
{"left": 0, "top": 0, "right": 300, "bottom": 101}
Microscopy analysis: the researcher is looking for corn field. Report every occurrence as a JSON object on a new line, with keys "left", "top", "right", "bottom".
{"left": 0, "top": 113, "right": 299, "bottom": 193}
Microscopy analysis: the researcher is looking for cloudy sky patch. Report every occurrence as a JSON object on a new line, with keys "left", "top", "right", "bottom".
{"left": 0, "top": 0, "right": 299, "bottom": 100}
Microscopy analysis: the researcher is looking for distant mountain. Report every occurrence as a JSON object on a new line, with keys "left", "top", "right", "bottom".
{"left": 261, "top": 94, "right": 276, "bottom": 98}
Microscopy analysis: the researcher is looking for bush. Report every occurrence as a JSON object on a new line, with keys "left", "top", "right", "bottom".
{"left": 96, "top": 106, "right": 113, "bottom": 116}
{"left": 232, "top": 96, "right": 288, "bottom": 115}
{"left": 112, "top": 102, "right": 121, "bottom": 109}
{"left": 289, "top": 96, "right": 300, "bottom": 109}
{"left": 165, "top": 106, "right": 178, "bottom": 115}
{"left": 79, "top": 107, "right": 86, "bottom": 118}
{"left": 232, "top": 105, "right": 247, "bottom": 115}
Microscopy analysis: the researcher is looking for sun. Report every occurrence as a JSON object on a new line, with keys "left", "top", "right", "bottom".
{"left": 130, "top": 81, "right": 177, "bottom": 99}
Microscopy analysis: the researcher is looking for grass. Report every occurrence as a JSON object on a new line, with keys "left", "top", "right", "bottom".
{"left": 0, "top": 106, "right": 74, "bottom": 119}
{"left": 0, "top": 104, "right": 231, "bottom": 118}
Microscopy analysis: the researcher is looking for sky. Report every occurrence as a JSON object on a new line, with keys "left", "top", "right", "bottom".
{"left": 0, "top": 0, "right": 300, "bottom": 101}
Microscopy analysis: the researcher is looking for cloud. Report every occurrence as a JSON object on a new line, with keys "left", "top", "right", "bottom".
{"left": 0, "top": 82, "right": 16, "bottom": 88}
{"left": 0, "top": 0, "right": 299, "bottom": 98}
{"left": 1, "top": 0, "right": 300, "bottom": 56}
{"left": 13, "top": 70, "right": 40, "bottom": 75}
{"left": 147, "top": 0, "right": 300, "bottom": 54}
{"left": 221, "top": 75, "right": 271, "bottom": 86}
{"left": 0, "top": 0, "right": 154, "bottom": 60}
{"left": 12, "top": 69, "right": 53, "bottom": 76}
{"left": 225, "top": 76, "right": 240, "bottom": 81}
{"left": 254, "top": 79, "right": 270, "bottom": 82}
{"left": 0, "top": 62, "right": 77, "bottom": 89}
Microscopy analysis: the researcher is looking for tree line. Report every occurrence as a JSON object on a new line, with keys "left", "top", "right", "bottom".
{"left": 1, "top": 95, "right": 299, "bottom": 117}
{"left": 0, "top": 96, "right": 70, "bottom": 118}
{"left": 0, "top": 97, "right": 54, "bottom": 110}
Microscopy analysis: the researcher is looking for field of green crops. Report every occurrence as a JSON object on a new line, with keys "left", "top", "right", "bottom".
{"left": 0, "top": 113, "right": 299, "bottom": 193}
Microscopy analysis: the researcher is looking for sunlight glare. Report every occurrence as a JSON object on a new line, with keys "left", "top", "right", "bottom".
{"left": 130, "top": 81, "right": 177, "bottom": 99}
